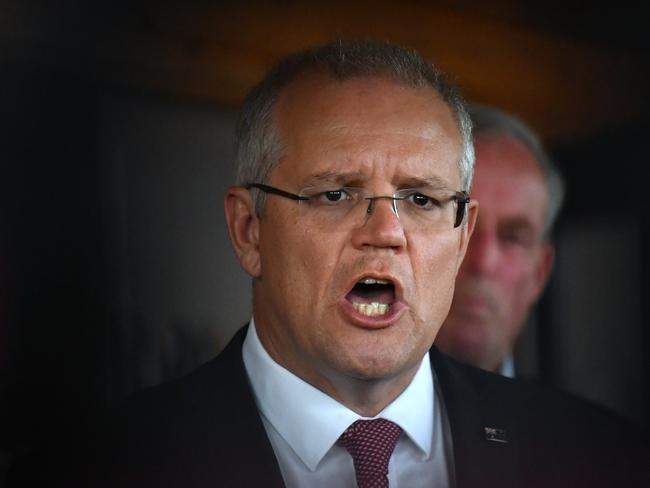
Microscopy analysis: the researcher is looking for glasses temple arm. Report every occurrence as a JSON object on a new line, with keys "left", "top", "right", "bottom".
{"left": 454, "top": 192, "right": 470, "bottom": 228}
{"left": 245, "top": 183, "right": 308, "bottom": 201}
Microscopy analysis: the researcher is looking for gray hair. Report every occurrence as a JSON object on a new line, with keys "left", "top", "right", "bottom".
{"left": 235, "top": 39, "right": 474, "bottom": 215}
{"left": 468, "top": 103, "right": 565, "bottom": 237}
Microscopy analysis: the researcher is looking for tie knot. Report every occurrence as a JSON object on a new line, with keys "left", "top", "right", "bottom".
{"left": 339, "top": 419, "right": 403, "bottom": 488}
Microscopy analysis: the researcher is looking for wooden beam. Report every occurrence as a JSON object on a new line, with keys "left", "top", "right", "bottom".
{"left": 3, "top": 1, "right": 648, "bottom": 144}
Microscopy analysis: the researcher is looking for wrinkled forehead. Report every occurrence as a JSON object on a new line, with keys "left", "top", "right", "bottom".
{"left": 271, "top": 73, "right": 463, "bottom": 186}
{"left": 276, "top": 72, "right": 457, "bottom": 131}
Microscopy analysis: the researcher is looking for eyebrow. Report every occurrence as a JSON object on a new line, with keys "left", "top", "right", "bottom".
{"left": 499, "top": 217, "right": 542, "bottom": 238}
{"left": 304, "top": 171, "right": 368, "bottom": 186}
{"left": 303, "top": 172, "right": 455, "bottom": 190}
{"left": 398, "top": 175, "right": 454, "bottom": 190}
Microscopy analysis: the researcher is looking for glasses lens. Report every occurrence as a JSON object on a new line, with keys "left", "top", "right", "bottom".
{"left": 394, "top": 189, "right": 461, "bottom": 230}
{"left": 297, "top": 186, "right": 463, "bottom": 231}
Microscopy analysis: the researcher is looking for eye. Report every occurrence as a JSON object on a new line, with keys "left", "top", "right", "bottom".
{"left": 311, "top": 188, "right": 353, "bottom": 206}
{"left": 500, "top": 228, "right": 535, "bottom": 248}
{"left": 407, "top": 192, "right": 441, "bottom": 210}
{"left": 325, "top": 190, "right": 344, "bottom": 202}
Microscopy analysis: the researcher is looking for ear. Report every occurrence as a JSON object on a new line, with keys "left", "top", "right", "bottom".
{"left": 224, "top": 186, "right": 261, "bottom": 278}
{"left": 532, "top": 242, "right": 555, "bottom": 299}
{"left": 456, "top": 199, "right": 478, "bottom": 270}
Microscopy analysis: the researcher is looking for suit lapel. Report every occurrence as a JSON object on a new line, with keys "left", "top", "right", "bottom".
{"left": 431, "top": 347, "right": 520, "bottom": 488}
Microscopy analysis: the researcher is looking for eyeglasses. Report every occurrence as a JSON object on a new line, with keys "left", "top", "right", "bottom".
{"left": 246, "top": 183, "right": 469, "bottom": 230}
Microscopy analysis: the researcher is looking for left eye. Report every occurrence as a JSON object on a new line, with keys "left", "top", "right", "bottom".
{"left": 324, "top": 190, "right": 345, "bottom": 202}
{"left": 311, "top": 188, "right": 353, "bottom": 206}
{"left": 407, "top": 192, "right": 440, "bottom": 210}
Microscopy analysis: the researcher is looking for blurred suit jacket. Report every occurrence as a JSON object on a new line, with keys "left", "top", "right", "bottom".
{"left": 8, "top": 325, "right": 650, "bottom": 488}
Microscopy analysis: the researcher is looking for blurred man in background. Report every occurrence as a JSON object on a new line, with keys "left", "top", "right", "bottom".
{"left": 436, "top": 104, "right": 564, "bottom": 376}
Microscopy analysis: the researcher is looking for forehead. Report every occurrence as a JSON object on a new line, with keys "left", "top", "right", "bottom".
{"left": 272, "top": 74, "right": 463, "bottom": 187}
{"left": 473, "top": 134, "right": 548, "bottom": 226}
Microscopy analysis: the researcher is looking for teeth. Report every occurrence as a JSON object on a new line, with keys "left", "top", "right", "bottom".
{"left": 360, "top": 278, "right": 390, "bottom": 285}
{"left": 353, "top": 302, "right": 390, "bottom": 317}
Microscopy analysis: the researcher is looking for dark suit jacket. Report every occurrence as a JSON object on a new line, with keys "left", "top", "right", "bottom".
{"left": 9, "top": 325, "right": 650, "bottom": 487}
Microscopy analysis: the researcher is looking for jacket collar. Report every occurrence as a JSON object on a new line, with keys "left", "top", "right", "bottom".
{"left": 430, "top": 346, "right": 520, "bottom": 488}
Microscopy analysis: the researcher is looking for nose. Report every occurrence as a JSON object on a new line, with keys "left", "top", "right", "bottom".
{"left": 351, "top": 197, "right": 407, "bottom": 250}
{"left": 462, "top": 224, "right": 498, "bottom": 275}
{"left": 365, "top": 196, "right": 399, "bottom": 218}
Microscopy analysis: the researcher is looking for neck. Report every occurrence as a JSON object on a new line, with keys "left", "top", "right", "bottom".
{"left": 255, "top": 318, "right": 420, "bottom": 417}
{"left": 324, "top": 368, "right": 420, "bottom": 417}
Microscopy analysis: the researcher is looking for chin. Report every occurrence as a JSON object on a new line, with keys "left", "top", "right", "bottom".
{"left": 336, "top": 341, "right": 422, "bottom": 382}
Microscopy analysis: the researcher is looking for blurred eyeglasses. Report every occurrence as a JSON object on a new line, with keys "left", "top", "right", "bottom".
{"left": 246, "top": 183, "right": 469, "bottom": 230}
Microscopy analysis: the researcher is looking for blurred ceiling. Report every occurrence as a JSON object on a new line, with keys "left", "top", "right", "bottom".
{"left": 2, "top": 0, "right": 648, "bottom": 145}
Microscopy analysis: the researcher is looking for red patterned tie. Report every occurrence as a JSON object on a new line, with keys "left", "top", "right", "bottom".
{"left": 339, "top": 419, "right": 403, "bottom": 488}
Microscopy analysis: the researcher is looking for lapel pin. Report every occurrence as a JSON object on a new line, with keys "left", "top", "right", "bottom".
{"left": 484, "top": 427, "right": 508, "bottom": 443}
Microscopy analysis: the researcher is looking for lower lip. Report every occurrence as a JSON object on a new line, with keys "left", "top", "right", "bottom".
{"left": 339, "top": 299, "right": 407, "bottom": 329}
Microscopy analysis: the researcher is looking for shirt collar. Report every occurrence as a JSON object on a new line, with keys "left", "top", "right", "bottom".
{"left": 499, "top": 353, "right": 516, "bottom": 378}
{"left": 242, "top": 318, "right": 434, "bottom": 471}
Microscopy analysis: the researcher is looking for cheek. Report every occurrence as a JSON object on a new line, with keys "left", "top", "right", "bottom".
{"left": 500, "top": 248, "right": 538, "bottom": 286}
{"left": 259, "top": 215, "right": 310, "bottom": 297}
{"left": 498, "top": 249, "right": 542, "bottom": 305}
{"left": 413, "top": 236, "right": 463, "bottom": 312}
{"left": 300, "top": 227, "right": 341, "bottom": 270}
{"left": 274, "top": 225, "right": 344, "bottom": 301}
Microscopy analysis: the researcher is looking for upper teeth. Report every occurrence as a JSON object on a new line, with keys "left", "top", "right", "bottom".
{"left": 361, "top": 278, "right": 390, "bottom": 285}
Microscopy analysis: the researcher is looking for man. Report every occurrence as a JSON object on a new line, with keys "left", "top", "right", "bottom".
{"left": 436, "top": 105, "right": 562, "bottom": 376}
{"left": 10, "top": 40, "right": 648, "bottom": 488}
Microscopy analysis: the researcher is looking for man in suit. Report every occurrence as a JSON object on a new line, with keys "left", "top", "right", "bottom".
{"left": 436, "top": 104, "right": 563, "bottom": 377}
{"left": 10, "top": 39, "right": 648, "bottom": 488}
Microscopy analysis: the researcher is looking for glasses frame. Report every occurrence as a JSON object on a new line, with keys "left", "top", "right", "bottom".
{"left": 245, "top": 182, "right": 470, "bottom": 228}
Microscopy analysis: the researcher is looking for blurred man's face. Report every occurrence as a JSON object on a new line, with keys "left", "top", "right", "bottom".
{"left": 234, "top": 74, "right": 476, "bottom": 404}
{"left": 436, "top": 133, "right": 553, "bottom": 372}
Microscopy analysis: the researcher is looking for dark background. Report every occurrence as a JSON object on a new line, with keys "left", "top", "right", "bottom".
{"left": 2, "top": 1, "right": 649, "bottom": 483}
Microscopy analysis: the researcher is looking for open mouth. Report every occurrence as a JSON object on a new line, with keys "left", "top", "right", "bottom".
{"left": 345, "top": 277, "right": 396, "bottom": 317}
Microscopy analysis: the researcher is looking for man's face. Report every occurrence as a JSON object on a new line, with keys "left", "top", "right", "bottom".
{"left": 233, "top": 75, "right": 475, "bottom": 399}
{"left": 436, "top": 133, "right": 553, "bottom": 372}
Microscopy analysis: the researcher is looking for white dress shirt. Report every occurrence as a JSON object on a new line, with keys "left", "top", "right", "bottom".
{"left": 242, "top": 318, "right": 451, "bottom": 487}
{"left": 499, "top": 353, "right": 515, "bottom": 378}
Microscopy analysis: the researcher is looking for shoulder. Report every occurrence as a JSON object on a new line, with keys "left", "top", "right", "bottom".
{"left": 433, "top": 345, "right": 646, "bottom": 436}
{"left": 108, "top": 325, "right": 252, "bottom": 442}
{"left": 89, "top": 326, "right": 275, "bottom": 486}
{"left": 433, "top": 345, "right": 634, "bottom": 419}
{"left": 431, "top": 346, "right": 650, "bottom": 486}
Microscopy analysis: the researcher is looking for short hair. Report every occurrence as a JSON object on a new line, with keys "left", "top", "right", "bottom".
{"left": 468, "top": 103, "right": 565, "bottom": 237}
{"left": 235, "top": 39, "right": 474, "bottom": 215}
